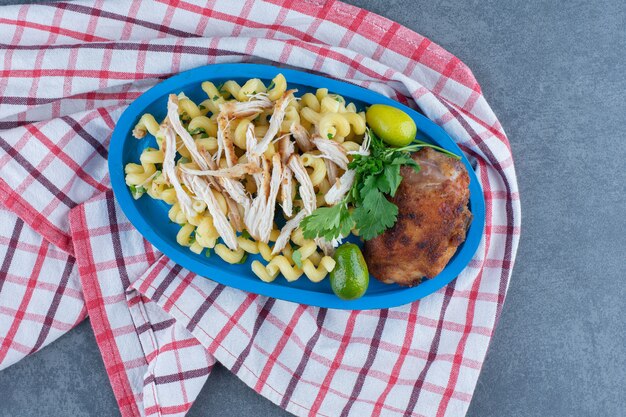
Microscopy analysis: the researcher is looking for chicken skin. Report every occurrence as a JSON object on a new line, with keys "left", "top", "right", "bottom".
{"left": 363, "top": 148, "right": 472, "bottom": 286}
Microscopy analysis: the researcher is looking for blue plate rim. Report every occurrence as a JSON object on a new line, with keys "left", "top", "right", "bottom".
{"left": 108, "top": 63, "right": 485, "bottom": 310}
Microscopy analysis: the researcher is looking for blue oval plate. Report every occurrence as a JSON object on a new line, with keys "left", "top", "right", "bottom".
{"left": 109, "top": 63, "right": 485, "bottom": 310}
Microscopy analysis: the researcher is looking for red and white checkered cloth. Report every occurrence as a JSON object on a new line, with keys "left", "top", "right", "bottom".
{"left": 0, "top": 1, "right": 521, "bottom": 416}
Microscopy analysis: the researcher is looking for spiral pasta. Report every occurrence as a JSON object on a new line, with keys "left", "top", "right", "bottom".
{"left": 301, "top": 153, "right": 327, "bottom": 186}
{"left": 132, "top": 113, "right": 161, "bottom": 139}
{"left": 176, "top": 223, "right": 196, "bottom": 247}
{"left": 196, "top": 216, "right": 219, "bottom": 248}
{"left": 177, "top": 95, "right": 203, "bottom": 119}
{"left": 267, "top": 74, "right": 287, "bottom": 101}
{"left": 251, "top": 260, "right": 279, "bottom": 282}
{"left": 188, "top": 115, "right": 218, "bottom": 137}
{"left": 267, "top": 256, "right": 303, "bottom": 282}
{"left": 302, "top": 256, "right": 336, "bottom": 282}
{"left": 125, "top": 73, "right": 374, "bottom": 284}
{"left": 215, "top": 244, "right": 247, "bottom": 264}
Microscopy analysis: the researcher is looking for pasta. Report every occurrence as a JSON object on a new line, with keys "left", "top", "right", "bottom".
{"left": 196, "top": 216, "right": 219, "bottom": 248}
{"left": 177, "top": 95, "right": 203, "bottom": 119}
{"left": 257, "top": 242, "right": 274, "bottom": 262}
{"left": 267, "top": 256, "right": 303, "bottom": 282}
{"left": 301, "top": 153, "right": 327, "bottom": 186}
{"left": 176, "top": 223, "right": 196, "bottom": 247}
{"left": 188, "top": 115, "right": 217, "bottom": 137}
{"left": 125, "top": 73, "right": 373, "bottom": 284}
{"left": 215, "top": 244, "right": 247, "bottom": 264}
{"left": 251, "top": 260, "right": 279, "bottom": 282}
{"left": 267, "top": 74, "right": 287, "bottom": 101}
{"left": 302, "top": 256, "right": 336, "bottom": 282}
{"left": 132, "top": 114, "right": 161, "bottom": 139}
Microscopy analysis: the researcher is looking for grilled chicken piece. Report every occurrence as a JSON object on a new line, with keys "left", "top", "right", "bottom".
{"left": 363, "top": 148, "right": 472, "bottom": 286}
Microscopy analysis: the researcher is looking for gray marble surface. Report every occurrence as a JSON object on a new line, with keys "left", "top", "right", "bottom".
{"left": 1, "top": 0, "right": 625, "bottom": 416}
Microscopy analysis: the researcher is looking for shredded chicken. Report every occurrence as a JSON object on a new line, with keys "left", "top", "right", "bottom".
{"left": 219, "top": 94, "right": 272, "bottom": 118}
{"left": 217, "top": 114, "right": 238, "bottom": 167}
{"left": 324, "top": 159, "right": 339, "bottom": 185}
{"left": 167, "top": 94, "right": 210, "bottom": 170}
{"left": 288, "top": 154, "right": 316, "bottom": 215}
{"left": 277, "top": 135, "right": 294, "bottom": 163}
{"left": 245, "top": 124, "right": 263, "bottom": 190}
{"left": 259, "top": 157, "right": 271, "bottom": 201}
{"left": 137, "top": 81, "right": 388, "bottom": 281}
{"left": 198, "top": 150, "right": 225, "bottom": 191}
{"left": 290, "top": 122, "right": 314, "bottom": 152}
{"left": 277, "top": 135, "right": 295, "bottom": 217}
{"left": 182, "top": 173, "right": 238, "bottom": 250}
{"left": 315, "top": 236, "right": 339, "bottom": 256}
{"left": 347, "top": 130, "right": 371, "bottom": 157}
{"left": 272, "top": 210, "right": 307, "bottom": 255}
{"left": 181, "top": 163, "right": 261, "bottom": 179}
{"left": 252, "top": 90, "right": 296, "bottom": 156}
{"left": 312, "top": 136, "right": 349, "bottom": 170}
{"left": 219, "top": 177, "right": 250, "bottom": 209}
{"left": 161, "top": 125, "right": 194, "bottom": 218}
{"left": 244, "top": 154, "right": 283, "bottom": 242}
{"left": 280, "top": 168, "right": 293, "bottom": 218}
{"left": 324, "top": 169, "right": 355, "bottom": 205}
{"left": 224, "top": 194, "right": 244, "bottom": 232}
{"left": 259, "top": 154, "right": 283, "bottom": 242}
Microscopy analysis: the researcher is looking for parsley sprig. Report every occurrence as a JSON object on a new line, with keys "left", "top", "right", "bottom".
{"left": 300, "top": 129, "right": 460, "bottom": 241}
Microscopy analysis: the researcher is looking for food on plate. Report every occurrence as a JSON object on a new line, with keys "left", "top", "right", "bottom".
{"left": 329, "top": 243, "right": 369, "bottom": 300}
{"left": 363, "top": 148, "right": 472, "bottom": 286}
{"left": 124, "top": 72, "right": 471, "bottom": 300}
{"left": 126, "top": 74, "right": 366, "bottom": 287}
{"left": 365, "top": 104, "right": 416, "bottom": 147}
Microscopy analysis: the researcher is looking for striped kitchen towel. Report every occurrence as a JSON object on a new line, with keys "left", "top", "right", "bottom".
{"left": 0, "top": 1, "right": 520, "bottom": 416}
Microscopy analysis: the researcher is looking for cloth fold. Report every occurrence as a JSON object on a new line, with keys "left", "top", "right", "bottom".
{"left": 0, "top": 1, "right": 520, "bottom": 416}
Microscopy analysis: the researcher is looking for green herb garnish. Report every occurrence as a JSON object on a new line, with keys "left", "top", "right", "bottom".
{"left": 129, "top": 184, "right": 146, "bottom": 200}
{"left": 292, "top": 249, "right": 303, "bottom": 268}
{"left": 301, "top": 129, "right": 460, "bottom": 241}
{"left": 188, "top": 127, "right": 205, "bottom": 135}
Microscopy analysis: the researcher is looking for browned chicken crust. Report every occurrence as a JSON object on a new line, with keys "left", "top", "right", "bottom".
{"left": 363, "top": 148, "right": 472, "bottom": 286}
